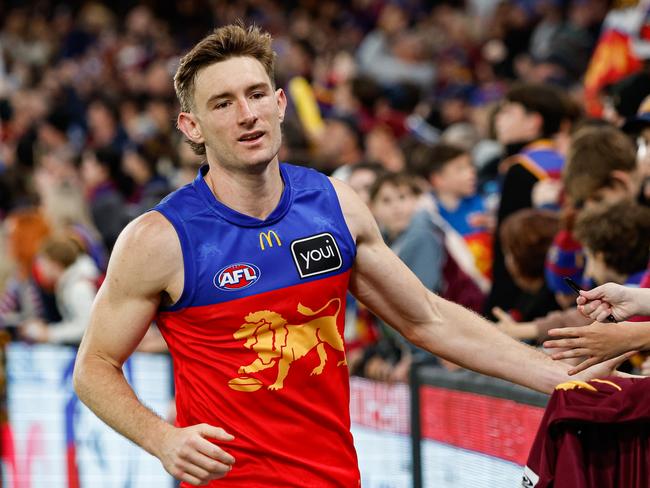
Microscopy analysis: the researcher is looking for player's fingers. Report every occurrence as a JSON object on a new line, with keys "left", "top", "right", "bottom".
{"left": 567, "top": 357, "right": 600, "bottom": 375}
{"left": 184, "top": 449, "right": 233, "bottom": 477}
{"left": 544, "top": 336, "right": 582, "bottom": 350}
{"left": 195, "top": 437, "right": 236, "bottom": 465}
{"left": 197, "top": 424, "right": 235, "bottom": 442}
{"left": 177, "top": 460, "right": 214, "bottom": 483}
{"left": 576, "top": 295, "right": 587, "bottom": 306}
{"left": 172, "top": 469, "right": 207, "bottom": 486}
{"left": 549, "top": 348, "right": 589, "bottom": 360}
{"left": 547, "top": 327, "right": 581, "bottom": 338}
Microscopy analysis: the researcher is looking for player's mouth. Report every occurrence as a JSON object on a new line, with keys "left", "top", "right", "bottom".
{"left": 238, "top": 131, "right": 265, "bottom": 144}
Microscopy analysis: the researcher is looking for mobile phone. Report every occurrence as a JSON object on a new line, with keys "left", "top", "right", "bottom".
{"left": 563, "top": 277, "right": 617, "bottom": 323}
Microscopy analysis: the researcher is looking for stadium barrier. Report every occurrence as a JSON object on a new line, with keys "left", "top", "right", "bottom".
{"left": 1, "top": 344, "right": 548, "bottom": 487}
{"left": 410, "top": 364, "right": 548, "bottom": 488}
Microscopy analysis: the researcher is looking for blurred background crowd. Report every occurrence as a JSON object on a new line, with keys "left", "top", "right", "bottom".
{"left": 1, "top": 0, "right": 650, "bottom": 386}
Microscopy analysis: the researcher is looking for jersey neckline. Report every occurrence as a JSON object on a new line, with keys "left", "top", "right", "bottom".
{"left": 193, "top": 163, "right": 293, "bottom": 227}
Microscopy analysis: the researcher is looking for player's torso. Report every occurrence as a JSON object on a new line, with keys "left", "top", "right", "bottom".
{"left": 154, "top": 163, "right": 360, "bottom": 487}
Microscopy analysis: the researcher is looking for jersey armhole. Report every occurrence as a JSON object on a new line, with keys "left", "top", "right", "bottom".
{"left": 150, "top": 208, "right": 196, "bottom": 311}
{"left": 323, "top": 177, "right": 357, "bottom": 259}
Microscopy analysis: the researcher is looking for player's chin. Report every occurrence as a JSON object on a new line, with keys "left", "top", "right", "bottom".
{"left": 244, "top": 146, "right": 279, "bottom": 165}
{"left": 239, "top": 152, "right": 277, "bottom": 171}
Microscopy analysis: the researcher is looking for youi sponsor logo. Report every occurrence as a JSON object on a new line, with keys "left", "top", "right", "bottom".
{"left": 291, "top": 233, "right": 342, "bottom": 278}
{"left": 214, "top": 263, "right": 261, "bottom": 291}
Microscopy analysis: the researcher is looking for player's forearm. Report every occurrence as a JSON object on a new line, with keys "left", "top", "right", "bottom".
{"left": 73, "top": 353, "right": 173, "bottom": 457}
{"left": 404, "top": 294, "right": 571, "bottom": 394}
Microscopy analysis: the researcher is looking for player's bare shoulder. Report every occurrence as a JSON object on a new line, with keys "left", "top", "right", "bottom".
{"left": 105, "top": 211, "right": 183, "bottom": 300}
{"left": 329, "top": 176, "right": 379, "bottom": 245}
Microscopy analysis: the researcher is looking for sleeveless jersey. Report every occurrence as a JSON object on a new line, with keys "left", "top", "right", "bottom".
{"left": 153, "top": 163, "right": 360, "bottom": 487}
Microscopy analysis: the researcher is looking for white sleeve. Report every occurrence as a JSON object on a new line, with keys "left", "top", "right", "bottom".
{"left": 47, "top": 280, "right": 96, "bottom": 344}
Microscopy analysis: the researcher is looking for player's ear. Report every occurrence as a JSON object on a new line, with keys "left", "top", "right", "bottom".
{"left": 275, "top": 88, "right": 287, "bottom": 123}
{"left": 177, "top": 112, "right": 204, "bottom": 145}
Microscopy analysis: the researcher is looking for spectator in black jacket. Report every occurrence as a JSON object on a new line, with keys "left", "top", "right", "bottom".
{"left": 485, "top": 83, "right": 568, "bottom": 318}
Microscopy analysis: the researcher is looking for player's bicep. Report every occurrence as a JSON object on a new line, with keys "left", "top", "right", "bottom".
{"left": 77, "top": 213, "right": 180, "bottom": 367}
{"left": 80, "top": 277, "right": 161, "bottom": 368}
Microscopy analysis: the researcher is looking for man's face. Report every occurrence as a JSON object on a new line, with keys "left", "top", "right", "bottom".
{"left": 495, "top": 101, "right": 540, "bottom": 145}
{"left": 187, "top": 56, "right": 286, "bottom": 172}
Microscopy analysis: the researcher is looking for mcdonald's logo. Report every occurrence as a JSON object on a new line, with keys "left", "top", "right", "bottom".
{"left": 259, "top": 230, "right": 282, "bottom": 250}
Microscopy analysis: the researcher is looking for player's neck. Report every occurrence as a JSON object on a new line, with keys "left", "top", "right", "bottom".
{"left": 204, "top": 158, "right": 284, "bottom": 220}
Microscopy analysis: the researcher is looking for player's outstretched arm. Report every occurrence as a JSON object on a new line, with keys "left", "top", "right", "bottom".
{"left": 544, "top": 321, "right": 650, "bottom": 375}
{"left": 73, "top": 212, "right": 235, "bottom": 485}
{"left": 331, "top": 179, "right": 629, "bottom": 394}
{"left": 577, "top": 283, "right": 650, "bottom": 322}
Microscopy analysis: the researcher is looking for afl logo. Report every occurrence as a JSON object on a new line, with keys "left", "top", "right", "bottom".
{"left": 214, "top": 263, "right": 261, "bottom": 291}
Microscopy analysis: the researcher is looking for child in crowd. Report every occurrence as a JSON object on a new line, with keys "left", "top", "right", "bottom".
{"left": 370, "top": 172, "right": 445, "bottom": 294}
{"left": 20, "top": 236, "right": 101, "bottom": 345}
{"left": 414, "top": 143, "right": 493, "bottom": 280}
{"left": 499, "top": 208, "right": 561, "bottom": 322}
{"left": 357, "top": 172, "right": 445, "bottom": 381}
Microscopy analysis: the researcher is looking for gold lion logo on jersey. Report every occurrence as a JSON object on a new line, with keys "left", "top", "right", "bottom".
{"left": 229, "top": 298, "right": 346, "bottom": 391}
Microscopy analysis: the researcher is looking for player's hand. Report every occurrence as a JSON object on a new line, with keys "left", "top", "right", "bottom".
{"left": 543, "top": 322, "right": 638, "bottom": 375}
{"left": 576, "top": 283, "right": 641, "bottom": 322}
{"left": 157, "top": 423, "right": 235, "bottom": 485}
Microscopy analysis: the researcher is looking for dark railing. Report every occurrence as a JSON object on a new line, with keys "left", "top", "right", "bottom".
{"left": 410, "top": 363, "right": 548, "bottom": 488}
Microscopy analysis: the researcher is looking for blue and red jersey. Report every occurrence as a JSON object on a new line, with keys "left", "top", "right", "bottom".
{"left": 153, "top": 163, "right": 360, "bottom": 487}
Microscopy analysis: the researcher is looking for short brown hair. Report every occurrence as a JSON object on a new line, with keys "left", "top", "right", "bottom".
{"left": 563, "top": 126, "right": 637, "bottom": 205}
{"left": 41, "top": 236, "right": 80, "bottom": 269}
{"left": 409, "top": 143, "right": 467, "bottom": 180}
{"left": 369, "top": 172, "right": 421, "bottom": 202}
{"left": 174, "top": 23, "right": 276, "bottom": 155}
{"left": 574, "top": 201, "right": 650, "bottom": 275}
{"left": 504, "top": 83, "right": 568, "bottom": 138}
{"left": 500, "top": 209, "right": 559, "bottom": 281}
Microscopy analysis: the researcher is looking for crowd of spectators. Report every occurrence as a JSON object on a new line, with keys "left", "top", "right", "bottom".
{"left": 1, "top": 0, "right": 650, "bottom": 382}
